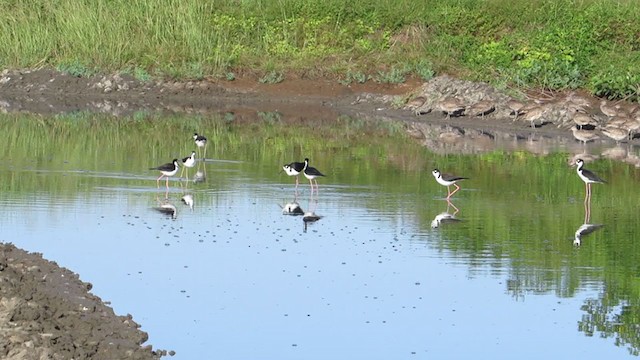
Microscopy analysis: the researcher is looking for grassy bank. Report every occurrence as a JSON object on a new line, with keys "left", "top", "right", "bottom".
{"left": 1, "top": 0, "right": 639, "bottom": 100}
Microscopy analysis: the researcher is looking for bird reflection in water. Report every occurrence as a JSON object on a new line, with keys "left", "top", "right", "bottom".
{"left": 191, "top": 155, "right": 207, "bottom": 184}
{"left": 181, "top": 193, "right": 194, "bottom": 211}
{"left": 431, "top": 200, "right": 462, "bottom": 229}
{"left": 280, "top": 193, "right": 304, "bottom": 216}
{"left": 573, "top": 223, "right": 604, "bottom": 247}
{"left": 302, "top": 192, "right": 322, "bottom": 232}
{"left": 573, "top": 187, "right": 604, "bottom": 247}
{"left": 154, "top": 194, "right": 177, "bottom": 219}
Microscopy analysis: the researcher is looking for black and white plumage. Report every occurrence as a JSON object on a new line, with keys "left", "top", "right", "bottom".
{"left": 575, "top": 158, "right": 606, "bottom": 198}
{"left": 193, "top": 133, "right": 207, "bottom": 148}
{"left": 180, "top": 151, "right": 197, "bottom": 179}
{"left": 303, "top": 158, "right": 325, "bottom": 192}
{"left": 193, "top": 133, "right": 208, "bottom": 159}
{"left": 431, "top": 169, "right": 468, "bottom": 199}
{"left": 150, "top": 159, "right": 179, "bottom": 188}
{"left": 282, "top": 160, "right": 306, "bottom": 187}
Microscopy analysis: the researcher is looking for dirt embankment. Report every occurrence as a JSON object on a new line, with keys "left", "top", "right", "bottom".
{"left": 0, "top": 243, "right": 169, "bottom": 359}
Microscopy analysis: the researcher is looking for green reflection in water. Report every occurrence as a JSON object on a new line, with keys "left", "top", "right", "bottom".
{"left": 2, "top": 112, "right": 640, "bottom": 354}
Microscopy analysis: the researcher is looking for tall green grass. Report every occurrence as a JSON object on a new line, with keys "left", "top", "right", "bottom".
{"left": 0, "top": 0, "right": 639, "bottom": 99}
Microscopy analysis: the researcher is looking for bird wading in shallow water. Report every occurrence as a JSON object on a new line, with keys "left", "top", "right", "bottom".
{"left": 180, "top": 151, "right": 196, "bottom": 180}
{"left": 302, "top": 158, "right": 325, "bottom": 193}
{"left": 193, "top": 133, "right": 208, "bottom": 160}
{"left": 431, "top": 169, "right": 468, "bottom": 199}
{"left": 282, "top": 160, "right": 306, "bottom": 188}
{"left": 575, "top": 158, "right": 606, "bottom": 200}
{"left": 150, "top": 159, "right": 180, "bottom": 189}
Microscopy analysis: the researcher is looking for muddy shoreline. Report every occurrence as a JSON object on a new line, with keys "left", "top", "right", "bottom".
{"left": 0, "top": 68, "right": 638, "bottom": 359}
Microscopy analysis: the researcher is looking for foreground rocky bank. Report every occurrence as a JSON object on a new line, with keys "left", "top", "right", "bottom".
{"left": 0, "top": 243, "right": 169, "bottom": 359}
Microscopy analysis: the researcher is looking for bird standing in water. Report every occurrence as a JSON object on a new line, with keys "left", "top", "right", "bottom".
{"left": 193, "top": 133, "right": 207, "bottom": 160}
{"left": 432, "top": 169, "right": 468, "bottom": 199}
{"left": 303, "top": 158, "right": 325, "bottom": 193}
{"left": 150, "top": 159, "right": 180, "bottom": 189}
{"left": 282, "top": 160, "right": 306, "bottom": 188}
{"left": 575, "top": 158, "right": 606, "bottom": 200}
{"left": 180, "top": 151, "right": 196, "bottom": 180}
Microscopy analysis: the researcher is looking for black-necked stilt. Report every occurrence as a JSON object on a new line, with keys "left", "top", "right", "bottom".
{"left": 282, "top": 160, "right": 306, "bottom": 187}
{"left": 150, "top": 159, "right": 179, "bottom": 188}
{"left": 180, "top": 151, "right": 196, "bottom": 180}
{"left": 302, "top": 158, "right": 325, "bottom": 192}
{"left": 432, "top": 169, "right": 468, "bottom": 199}
{"left": 193, "top": 133, "right": 207, "bottom": 159}
{"left": 575, "top": 158, "right": 606, "bottom": 199}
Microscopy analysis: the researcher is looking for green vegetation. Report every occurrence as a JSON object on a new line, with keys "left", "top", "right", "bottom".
{"left": 1, "top": 0, "right": 639, "bottom": 100}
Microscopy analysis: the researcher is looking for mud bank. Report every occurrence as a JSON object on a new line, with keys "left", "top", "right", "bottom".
{"left": 0, "top": 243, "right": 170, "bottom": 359}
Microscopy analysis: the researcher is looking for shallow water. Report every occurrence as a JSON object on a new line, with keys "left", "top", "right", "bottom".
{"left": 2, "top": 113, "right": 640, "bottom": 359}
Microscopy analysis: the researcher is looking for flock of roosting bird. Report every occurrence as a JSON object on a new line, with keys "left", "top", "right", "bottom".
{"left": 410, "top": 92, "right": 640, "bottom": 148}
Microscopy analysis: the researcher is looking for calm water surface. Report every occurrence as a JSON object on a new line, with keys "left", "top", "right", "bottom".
{"left": 1, "top": 114, "right": 640, "bottom": 359}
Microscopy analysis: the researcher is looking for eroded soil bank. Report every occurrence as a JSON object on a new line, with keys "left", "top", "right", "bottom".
{"left": 0, "top": 244, "right": 168, "bottom": 359}
{"left": 1, "top": 68, "right": 638, "bottom": 359}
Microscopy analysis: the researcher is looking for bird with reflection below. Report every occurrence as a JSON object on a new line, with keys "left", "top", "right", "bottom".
{"left": 193, "top": 133, "right": 207, "bottom": 159}
{"left": 282, "top": 160, "right": 306, "bottom": 187}
{"left": 180, "top": 151, "right": 196, "bottom": 180}
{"left": 432, "top": 169, "right": 468, "bottom": 199}
{"left": 150, "top": 159, "right": 179, "bottom": 189}
{"left": 303, "top": 158, "right": 325, "bottom": 192}
{"left": 575, "top": 158, "right": 606, "bottom": 198}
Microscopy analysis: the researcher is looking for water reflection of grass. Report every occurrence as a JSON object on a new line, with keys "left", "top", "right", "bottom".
{"left": 4, "top": 112, "right": 640, "bottom": 353}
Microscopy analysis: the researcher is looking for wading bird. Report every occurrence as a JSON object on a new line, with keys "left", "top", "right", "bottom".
{"left": 282, "top": 160, "right": 306, "bottom": 188}
{"left": 303, "top": 158, "right": 325, "bottom": 193}
{"left": 432, "top": 169, "right": 468, "bottom": 199}
{"left": 575, "top": 158, "right": 606, "bottom": 200}
{"left": 150, "top": 159, "right": 180, "bottom": 189}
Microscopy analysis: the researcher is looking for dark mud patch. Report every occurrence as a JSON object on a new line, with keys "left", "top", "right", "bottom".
{"left": 0, "top": 243, "right": 169, "bottom": 359}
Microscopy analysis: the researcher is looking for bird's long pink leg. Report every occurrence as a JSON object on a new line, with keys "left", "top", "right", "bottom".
{"left": 448, "top": 183, "right": 461, "bottom": 198}
{"left": 157, "top": 175, "right": 164, "bottom": 188}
